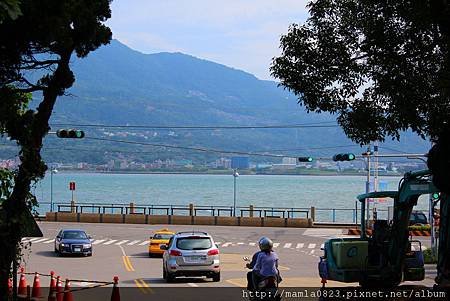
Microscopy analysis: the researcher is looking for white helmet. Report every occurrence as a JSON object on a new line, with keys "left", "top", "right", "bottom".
{"left": 258, "top": 237, "right": 273, "bottom": 251}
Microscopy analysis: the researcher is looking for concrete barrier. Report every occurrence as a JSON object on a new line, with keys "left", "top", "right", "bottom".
{"left": 56, "top": 212, "right": 78, "bottom": 222}
{"left": 102, "top": 214, "right": 124, "bottom": 224}
{"left": 45, "top": 212, "right": 313, "bottom": 228}
{"left": 216, "top": 216, "right": 239, "bottom": 226}
{"left": 46, "top": 212, "right": 57, "bottom": 222}
{"left": 240, "top": 217, "right": 263, "bottom": 227}
{"left": 263, "top": 217, "right": 286, "bottom": 227}
{"left": 147, "top": 215, "right": 170, "bottom": 225}
{"left": 79, "top": 213, "right": 101, "bottom": 223}
{"left": 286, "top": 218, "right": 310, "bottom": 228}
{"left": 171, "top": 215, "right": 193, "bottom": 225}
{"left": 193, "top": 216, "right": 215, "bottom": 226}
{"left": 125, "top": 214, "right": 145, "bottom": 224}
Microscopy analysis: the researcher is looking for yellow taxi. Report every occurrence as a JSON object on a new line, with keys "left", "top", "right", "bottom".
{"left": 148, "top": 228, "right": 175, "bottom": 257}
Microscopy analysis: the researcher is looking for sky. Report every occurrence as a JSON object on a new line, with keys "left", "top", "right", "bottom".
{"left": 108, "top": 0, "right": 310, "bottom": 80}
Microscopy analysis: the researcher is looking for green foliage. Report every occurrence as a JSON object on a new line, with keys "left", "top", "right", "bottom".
{"left": 408, "top": 225, "right": 431, "bottom": 231}
{"left": 0, "top": 0, "right": 21, "bottom": 22}
{"left": 423, "top": 247, "right": 437, "bottom": 264}
{"left": 271, "top": 0, "right": 450, "bottom": 144}
{"left": 0, "top": 168, "right": 14, "bottom": 204}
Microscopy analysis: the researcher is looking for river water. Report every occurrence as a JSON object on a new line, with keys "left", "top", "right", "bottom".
{"left": 33, "top": 172, "right": 430, "bottom": 222}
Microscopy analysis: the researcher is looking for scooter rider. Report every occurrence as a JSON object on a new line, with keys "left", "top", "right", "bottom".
{"left": 252, "top": 237, "right": 280, "bottom": 289}
{"left": 246, "top": 238, "right": 266, "bottom": 290}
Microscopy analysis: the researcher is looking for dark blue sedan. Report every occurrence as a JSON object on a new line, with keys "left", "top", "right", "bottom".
{"left": 54, "top": 229, "right": 93, "bottom": 256}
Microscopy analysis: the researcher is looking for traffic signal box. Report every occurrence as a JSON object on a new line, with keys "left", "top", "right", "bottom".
{"left": 56, "top": 129, "right": 85, "bottom": 138}
{"left": 298, "top": 157, "right": 314, "bottom": 162}
{"left": 333, "top": 153, "right": 356, "bottom": 161}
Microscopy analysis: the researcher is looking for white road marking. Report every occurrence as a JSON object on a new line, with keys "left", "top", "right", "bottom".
{"left": 215, "top": 242, "right": 222, "bottom": 245}
{"left": 103, "top": 240, "right": 118, "bottom": 245}
{"left": 310, "top": 250, "right": 315, "bottom": 254}
{"left": 119, "top": 246, "right": 127, "bottom": 256}
{"left": 320, "top": 244, "right": 324, "bottom": 249}
{"left": 127, "top": 240, "right": 141, "bottom": 246}
{"left": 237, "top": 242, "right": 244, "bottom": 245}
{"left": 249, "top": 242, "right": 256, "bottom": 246}
{"left": 273, "top": 243, "right": 280, "bottom": 248}
{"left": 33, "top": 238, "right": 49, "bottom": 243}
{"left": 92, "top": 239, "right": 106, "bottom": 245}
{"left": 139, "top": 241, "right": 149, "bottom": 246}
{"left": 283, "top": 243, "right": 292, "bottom": 248}
{"left": 187, "top": 283, "right": 198, "bottom": 287}
{"left": 296, "top": 243, "right": 304, "bottom": 249}
{"left": 221, "top": 242, "right": 233, "bottom": 247}
{"left": 308, "top": 243, "right": 316, "bottom": 249}
{"left": 43, "top": 239, "right": 55, "bottom": 244}
{"left": 115, "top": 240, "right": 129, "bottom": 246}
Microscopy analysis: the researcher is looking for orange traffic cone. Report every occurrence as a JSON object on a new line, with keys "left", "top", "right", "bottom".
{"left": 8, "top": 278, "right": 12, "bottom": 295}
{"left": 111, "top": 276, "right": 120, "bottom": 301}
{"left": 56, "top": 276, "right": 64, "bottom": 301}
{"left": 18, "top": 268, "right": 27, "bottom": 295}
{"left": 63, "top": 279, "right": 73, "bottom": 301}
{"left": 49, "top": 271, "right": 56, "bottom": 292}
{"left": 32, "top": 272, "right": 42, "bottom": 298}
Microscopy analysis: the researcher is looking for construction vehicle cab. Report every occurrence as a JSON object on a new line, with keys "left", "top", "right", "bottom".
{"left": 318, "top": 170, "right": 439, "bottom": 287}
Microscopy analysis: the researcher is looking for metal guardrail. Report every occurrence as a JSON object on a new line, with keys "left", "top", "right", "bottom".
{"left": 39, "top": 201, "right": 429, "bottom": 223}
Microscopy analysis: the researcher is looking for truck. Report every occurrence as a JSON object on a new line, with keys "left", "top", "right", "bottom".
{"left": 318, "top": 170, "right": 442, "bottom": 287}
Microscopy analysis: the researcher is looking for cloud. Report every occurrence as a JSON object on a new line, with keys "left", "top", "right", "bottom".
{"left": 108, "top": 0, "right": 310, "bottom": 79}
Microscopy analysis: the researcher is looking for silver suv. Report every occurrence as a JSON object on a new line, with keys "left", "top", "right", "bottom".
{"left": 161, "top": 231, "right": 220, "bottom": 282}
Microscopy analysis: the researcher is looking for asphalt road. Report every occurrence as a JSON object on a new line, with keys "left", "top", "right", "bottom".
{"left": 17, "top": 222, "right": 437, "bottom": 299}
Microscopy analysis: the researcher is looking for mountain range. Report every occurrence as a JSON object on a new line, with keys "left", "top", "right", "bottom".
{"left": 1, "top": 40, "right": 431, "bottom": 164}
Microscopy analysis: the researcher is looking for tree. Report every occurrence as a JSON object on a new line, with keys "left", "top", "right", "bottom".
{"left": 271, "top": 0, "right": 450, "bottom": 285}
{"left": 0, "top": 0, "right": 111, "bottom": 298}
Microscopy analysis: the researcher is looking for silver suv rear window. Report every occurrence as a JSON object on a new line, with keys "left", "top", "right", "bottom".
{"left": 176, "top": 237, "right": 212, "bottom": 250}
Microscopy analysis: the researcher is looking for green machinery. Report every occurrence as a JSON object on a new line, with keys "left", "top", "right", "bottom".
{"left": 318, "top": 170, "right": 442, "bottom": 287}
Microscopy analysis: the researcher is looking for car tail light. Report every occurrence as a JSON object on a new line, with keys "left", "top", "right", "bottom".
{"left": 169, "top": 250, "right": 182, "bottom": 256}
{"left": 207, "top": 249, "right": 219, "bottom": 256}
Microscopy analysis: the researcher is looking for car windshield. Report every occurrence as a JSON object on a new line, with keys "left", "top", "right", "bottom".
{"left": 153, "top": 234, "right": 173, "bottom": 240}
{"left": 176, "top": 237, "right": 212, "bottom": 250}
{"left": 63, "top": 231, "right": 87, "bottom": 239}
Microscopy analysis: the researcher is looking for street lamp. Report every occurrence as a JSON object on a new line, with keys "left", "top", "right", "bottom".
{"left": 50, "top": 166, "right": 58, "bottom": 212}
{"left": 233, "top": 169, "right": 239, "bottom": 217}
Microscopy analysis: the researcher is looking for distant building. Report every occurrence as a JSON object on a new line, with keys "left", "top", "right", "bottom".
{"left": 215, "top": 157, "right": 231, "bottom": 169}
{"left": 282, "top": 157, "right": 297, "bottom": 165}
{"left": 231, "top": 157, "right": 249, "bottom": 169}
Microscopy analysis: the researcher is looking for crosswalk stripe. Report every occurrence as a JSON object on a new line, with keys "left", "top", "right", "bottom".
{"left": 273, "top": 243, "right": 280, "bottom": 248}
{"left": 28, "top": 237, "right": 42, "bottom": 242}
{"left": 92, "top": 239, "right": 106, "bottom": 245}
{"left": 283, "top": 243, "right": 292, "bottom": 248}
{"left": 310, "top": 250, "right": 315, "bottom": 254}
{"left": 222, "top": 242, "right": 233, "bottom": 247}
{"left": 215, "top": 242, "right": 222, "bottom": 245}
{"left": 237, "top": 242, "right": 244, "bottom": 245}
{"left": 43, "top": 239, "right": 55, "bottom": 244}
{"left": 296, "top": 243, "right": 304, "bottom": 249}
{"left": 127, "top": 240, "right": 141, "bottom": 246}
{"left": 33, "top": 238, "right": 49, "bottom": 243}
{"left": 320, "top": 244, "right": 324, "bottom": 249}
{"left": 139, "top": 241, "right": 149, "bottom": 246}
{"left": 308, "top": 243, "right": 316, "bottom": 249}
{"left": 103, "top": 240, "right": 117, "bottom": 245}
{"left": 115, "top": 240, "right": 129, "bottom": 245}
{"left": 249, "top": 242, "right": 256, "bottom": 246}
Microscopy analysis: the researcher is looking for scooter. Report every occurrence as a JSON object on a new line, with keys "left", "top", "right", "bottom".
{"left": 244, "top": 257, "right": 281, "bottom": 301}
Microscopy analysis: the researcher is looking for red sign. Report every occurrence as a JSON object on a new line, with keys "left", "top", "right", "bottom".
{"left": 69, "top": 181, "right": 76, "bottom": 191}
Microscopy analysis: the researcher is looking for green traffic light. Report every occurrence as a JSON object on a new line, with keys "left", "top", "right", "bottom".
{"left": 348, "top": 153, "right": 355, "bottom": 160}
{"left": 298, "top": 157, "right": 314, "bottom": 162}
{"left": 432, "top": 192, "right": 440, "bottom": 200}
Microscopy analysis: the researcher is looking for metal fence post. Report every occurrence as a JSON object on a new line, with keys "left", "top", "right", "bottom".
{"left": 310, "top": 206, "right": 316, "bottom": 222}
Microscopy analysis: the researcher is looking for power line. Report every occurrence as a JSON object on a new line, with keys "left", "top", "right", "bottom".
{"left": 83, "top": 137, "right": 289, "bottom": 158}
{"left": 50, "top": 121, "right": 338, "bottom": 130}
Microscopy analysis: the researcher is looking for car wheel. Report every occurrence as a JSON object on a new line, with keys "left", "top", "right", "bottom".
{"left": 162, "top": 266, "right": 167, "bottom": 280}
{"left": 212, "top": 272, "right": 220, "bottom": 282}
{"left": 166, "top": 272, "right": 175, "bottom": 283}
